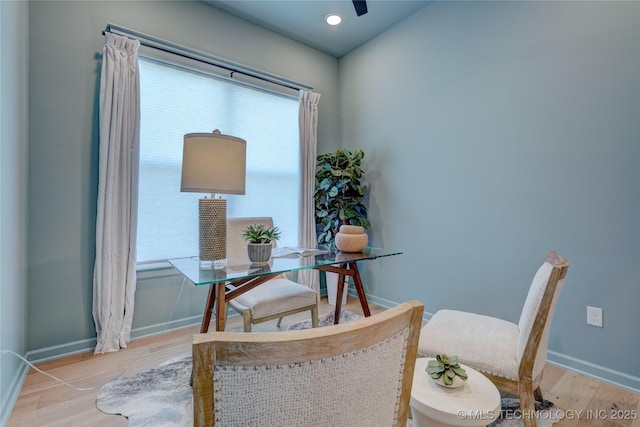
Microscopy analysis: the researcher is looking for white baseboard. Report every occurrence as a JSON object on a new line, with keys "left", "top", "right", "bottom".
{"left": 0, "top": 359, "right": 30, "bottom": 427}
{"left": 547, "top": 350, "right": 640, "bottom": 394}
{"left": 26, "top": 315, "right": 203, "bottom": 364}
{"left": 129, "top": 315, "right": 202, "bottom": 341}
{"left": 363, "top": 292, "right": 434, "bottom": 322}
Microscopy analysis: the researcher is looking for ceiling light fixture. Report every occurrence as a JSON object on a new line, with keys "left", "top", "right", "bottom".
{"left": 325, "top": 13, "right": 342, "bottom": 26}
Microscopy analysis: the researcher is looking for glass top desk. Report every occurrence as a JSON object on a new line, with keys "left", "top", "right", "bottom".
{"left": 169, "top": 247, "right": 402, "bottom": 333}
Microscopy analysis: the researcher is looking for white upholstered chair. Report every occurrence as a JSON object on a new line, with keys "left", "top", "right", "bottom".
{"left": 192, "top": 300, "right": 424, "bottom": 427}
{"left": 226, "top": 217, "right": 318, "bottom": 332}
{"left": 417, "top": 251, "right": 569, "bottom": 427}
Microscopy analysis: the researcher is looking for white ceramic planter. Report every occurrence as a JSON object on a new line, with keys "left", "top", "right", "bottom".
{"left": 431, "top": 374, "right": 466, "bottom": 388}
{"left": 334, "top": 225, "right": 368, "bottom": 253}
{"left": 247, "top": 243, "right": 272, "bottom": 265}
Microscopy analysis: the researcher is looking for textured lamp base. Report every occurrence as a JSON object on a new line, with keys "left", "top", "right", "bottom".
{"left": 199, "top": 198, "right": 226, "bottom": 266}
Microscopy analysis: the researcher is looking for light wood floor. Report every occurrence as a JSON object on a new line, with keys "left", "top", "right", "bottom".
{"left": 8, "top": 297, "right": 640, "bottom": 427}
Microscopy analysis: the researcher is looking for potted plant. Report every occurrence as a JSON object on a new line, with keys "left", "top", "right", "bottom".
{"left": 314, "top": 148, "right": 371, "bottom": 246}
{"left": 314, "top": 148, "right": 371, "bottom": 304}
{"left": 426, "top": 354, "right": 468, "bottom": 387}
{"left": 241, "top": 224, "right": 281, "bottom": 265}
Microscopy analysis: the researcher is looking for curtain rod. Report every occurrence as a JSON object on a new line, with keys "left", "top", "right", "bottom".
{"left": 102, "top": 23, "right": 313, "bottom": 93}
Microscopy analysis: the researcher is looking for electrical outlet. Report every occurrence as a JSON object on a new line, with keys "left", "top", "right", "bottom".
{"left": 587, "top": 306, "right": 603, "bottom": 327}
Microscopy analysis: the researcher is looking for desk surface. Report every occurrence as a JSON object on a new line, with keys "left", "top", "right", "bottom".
{"left": 169, "top": 247, "right": 402, "bottom": 286}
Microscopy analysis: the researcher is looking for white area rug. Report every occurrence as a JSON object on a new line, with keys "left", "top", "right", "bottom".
{"left": 487, "top": 396, "right": 562, "bottom": 427}
{"left": 97, "top": 355, "right": 560, "bottom": 427}
{"left": 96, "top": 354, "right": 193, "bottom": 427}
{"left": 287, "top": 308, "right": 363, "bottom": 330}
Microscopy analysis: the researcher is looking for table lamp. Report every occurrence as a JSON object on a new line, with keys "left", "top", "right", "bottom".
{"left": 180, "top": 130, "right": 246, "bottom": 267}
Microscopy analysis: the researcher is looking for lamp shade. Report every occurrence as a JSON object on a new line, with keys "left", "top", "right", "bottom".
{"left": 180, "top": 130, "right": 246, "bottom": 195}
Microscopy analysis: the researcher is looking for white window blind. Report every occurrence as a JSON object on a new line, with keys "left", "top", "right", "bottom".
{"left": 137, "top": 57, "right": 300, "bottom": 263}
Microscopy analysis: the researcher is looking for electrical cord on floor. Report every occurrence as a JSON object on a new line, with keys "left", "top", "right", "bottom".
{"left": 0, "top": 349, "right": 95, "bottom": 391}
{"left": 1, "top": 276, "right": 191, "bottom": 391}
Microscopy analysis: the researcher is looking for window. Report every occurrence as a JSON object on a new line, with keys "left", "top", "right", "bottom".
{"left": 136, "top": 57, "right": 300, "bottom": 263}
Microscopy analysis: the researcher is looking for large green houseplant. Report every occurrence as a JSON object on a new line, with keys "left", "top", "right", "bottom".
{"left": 314, "top": 148, "right": 371, "bottom": 247}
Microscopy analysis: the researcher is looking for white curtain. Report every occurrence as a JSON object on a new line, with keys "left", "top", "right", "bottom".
{"left": 297, "top": 90, "right": 321, "bottom": 294}
{"left": 93, "top": 33, "right": 141, "bottom": 354}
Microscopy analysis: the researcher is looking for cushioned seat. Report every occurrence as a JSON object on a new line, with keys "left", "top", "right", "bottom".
{"left": 229, "top": 278, "right": 318, "bottom": 327}
{"left": 231, "top": 278, "right": 316, "bottom": 319}
{"left": 420, "top": 309, "right": 520, "bottom": 381}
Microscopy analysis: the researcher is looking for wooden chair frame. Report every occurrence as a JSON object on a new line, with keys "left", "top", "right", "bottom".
{"left": 483, "top": 251, "right": 569, "bottom": 427}
{"left": 227, "top": 297, "right": 318, "bottom": 332}
{"left": 192, "top": 300, "right": 424, "bottom": 427}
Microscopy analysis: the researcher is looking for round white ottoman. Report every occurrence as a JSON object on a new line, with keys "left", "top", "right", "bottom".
{"left": 410, "top": 358, "right": 501, "bottom": 427}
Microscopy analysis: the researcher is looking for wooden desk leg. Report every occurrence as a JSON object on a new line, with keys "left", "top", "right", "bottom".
{"left": 334, "top": 270, "right": 346, "bottom": 324}
{"left": 200, "top": 284, "right": 216, "bottom": 333}
{"left": 350, "top": 262, "right": 371, "bottom": 317}
{"left": 215, "top": 282, "right": 227, "bottom": 331}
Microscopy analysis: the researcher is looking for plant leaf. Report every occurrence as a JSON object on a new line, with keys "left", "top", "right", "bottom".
{"left": 452, "top": 366, "right": 468, "bottom": 380}
{"left": 426, "top": 366, "right": 444, "bottom": 374}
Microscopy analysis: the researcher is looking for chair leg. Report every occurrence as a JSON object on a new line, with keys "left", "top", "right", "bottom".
{"left": 311, "top": 305, "right": 319, "bottom": 328}
{"left": 276, "top": 317, "right": 284, "bottom": 328}
{"left": 243, "top": 310, "right": 252, "bottom": 332}
{"left": 519, "top": 379, "right": 538, "bottom": 427}
{"left": 534, "top": 386, "right": 544, "bottom": 402}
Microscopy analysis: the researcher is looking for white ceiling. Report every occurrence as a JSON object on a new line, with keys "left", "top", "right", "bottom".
{"left": 205, "top": 0, "right": 431, "bottom": 58}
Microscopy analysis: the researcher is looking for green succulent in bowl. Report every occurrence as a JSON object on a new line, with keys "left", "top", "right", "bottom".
{"left": 426, "top": 354, "right": 468, "bottom": 386}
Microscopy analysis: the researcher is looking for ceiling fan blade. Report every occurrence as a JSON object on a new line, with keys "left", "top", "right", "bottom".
{"left": 352, "top": 0, "right": 368, "bottom": 16}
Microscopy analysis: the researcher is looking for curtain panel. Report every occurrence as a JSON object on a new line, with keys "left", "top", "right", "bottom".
{"left": 297, "top": 90, "right": 321, "bottom": 294}
{"left": 93, "top": 33, "right": 141, "bottom": 354}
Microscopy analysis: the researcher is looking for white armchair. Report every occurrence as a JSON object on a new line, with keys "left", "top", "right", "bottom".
{"left": 417, "top": 251, "right": 569, "bottom": 427}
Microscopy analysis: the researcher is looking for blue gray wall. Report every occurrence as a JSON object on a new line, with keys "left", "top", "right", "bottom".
{"left": 339, "top": 1, "right": 639, "bottom": 390}
{"left": 0, "top": 1, "right": 29, "bottom": 423}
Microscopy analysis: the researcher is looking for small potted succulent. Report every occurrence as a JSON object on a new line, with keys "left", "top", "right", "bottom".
{"left": 241, "top": 224, "right": 281, "bottom": 265}
{"left": 426, "top": 354, "right": 468, "bottom": 387}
